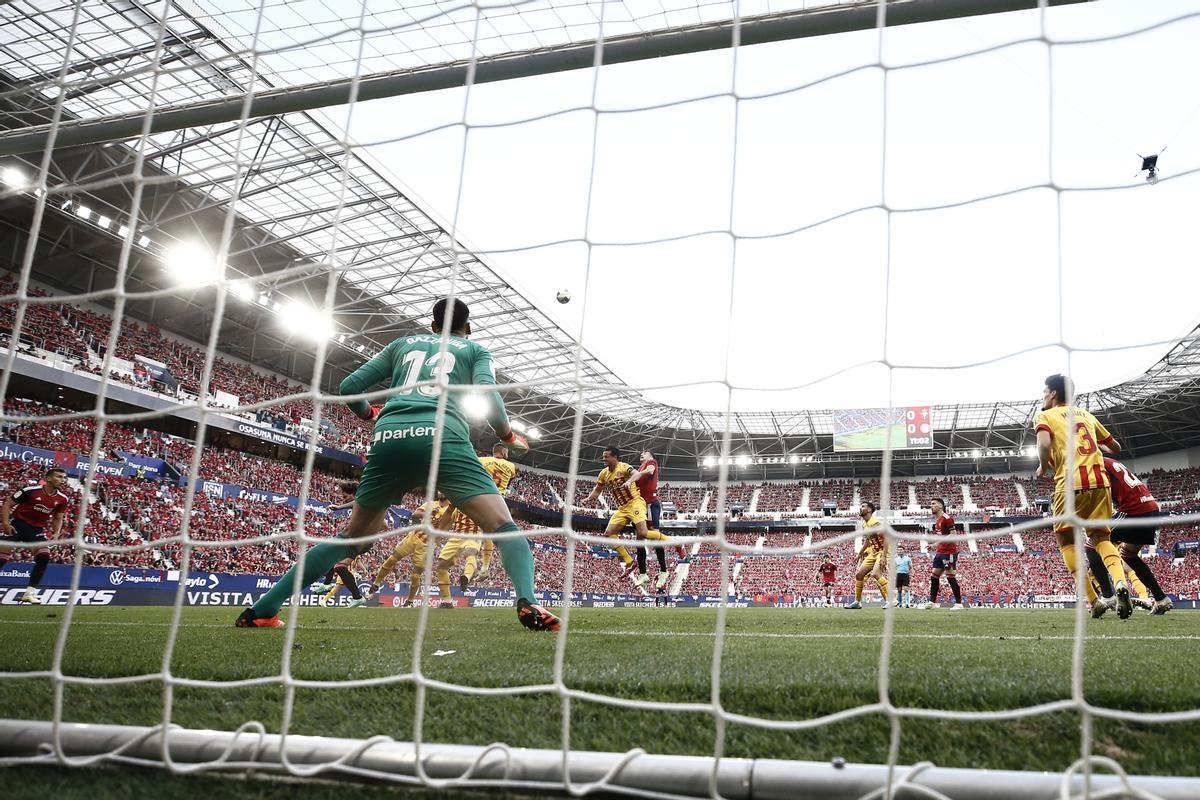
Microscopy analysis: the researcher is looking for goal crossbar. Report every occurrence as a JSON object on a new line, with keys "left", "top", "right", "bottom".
{"left": 0, "top": 0, "right": 1086, "bottom": 157}
{"left": 2, "top": 721, "right": 1198, "bottom": 800}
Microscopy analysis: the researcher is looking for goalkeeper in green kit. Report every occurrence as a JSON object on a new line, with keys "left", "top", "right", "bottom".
{"left": 236, "top": 298, "right": 560, "bottom": 632}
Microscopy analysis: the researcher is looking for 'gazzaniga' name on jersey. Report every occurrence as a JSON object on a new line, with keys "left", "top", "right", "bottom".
{"left": 404, "top": 335, "right": 468, "bottom": 349}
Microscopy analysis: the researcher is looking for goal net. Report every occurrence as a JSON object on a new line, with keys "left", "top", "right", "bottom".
{"left": 1, "top": 0, "right": 1199, "bottom": 797}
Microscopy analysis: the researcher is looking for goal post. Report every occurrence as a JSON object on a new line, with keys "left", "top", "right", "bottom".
{"left": 1, "top": 0, "right": 1199, "bottom": 798}
{"left": 4, "top": 720, "right": 1199, "bottom": 800}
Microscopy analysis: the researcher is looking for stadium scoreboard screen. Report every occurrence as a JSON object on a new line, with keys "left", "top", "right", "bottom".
{"left": 833, "top": 406, "right": 933, "bottom": 451}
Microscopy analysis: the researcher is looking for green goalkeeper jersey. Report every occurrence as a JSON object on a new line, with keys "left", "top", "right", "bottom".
{"left": 338, "top": 333, "right": 507, "bottom": 440}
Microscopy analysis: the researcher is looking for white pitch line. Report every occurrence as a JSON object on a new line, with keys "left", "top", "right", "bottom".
{"left": 2, "top": 619, "right": 1198, "bottom": 642}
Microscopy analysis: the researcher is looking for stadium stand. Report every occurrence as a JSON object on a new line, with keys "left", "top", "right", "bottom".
{"left": 4, "top": 390, "right": 1200, "bottom": 598}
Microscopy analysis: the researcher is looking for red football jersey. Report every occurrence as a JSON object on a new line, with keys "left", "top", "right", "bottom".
{"left": 932, "top": 514, "right": 958, "bottom": 554}
{"left": 818, "top": 562, "right": 837, "bottom": 582}
{"left": 636, "top": 458, "right": 659, "bottom": 503}
{"left": 1104, "top": 457, "right": 1159, "bottom": 516}
{"left": 11, "top": 483, "right": 69, "bottom": 529}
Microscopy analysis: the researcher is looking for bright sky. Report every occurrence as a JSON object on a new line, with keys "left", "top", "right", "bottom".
{"left": 333, "top": 0, "right": 1200, "bottom": 413}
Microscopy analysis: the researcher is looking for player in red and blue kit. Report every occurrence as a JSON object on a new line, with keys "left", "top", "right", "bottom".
{"left": 1104, "top": 457, "right": 1171, "bottom": 615}
{"left": 0, "top": 467, "right": 70, "bottom": 605}
{"left": 817, "top": 558, "right": 837, "bottom": 606}
{"left": 629, "top": 449, "right": 687, "bottom": 591}
{"left": 922, "top": 497, "right": 964, "bottom": 609}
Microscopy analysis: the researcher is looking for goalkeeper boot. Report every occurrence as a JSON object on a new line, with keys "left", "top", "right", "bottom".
{"left": 1114, "top": 580, "right": 1133, "bottom": 620}
{"left": 844, "top": 600, "right": 862, "bottom": 609}
{"left": 347, "top": 597, "right": 366, "bottom": 609}
{"left": 459, "top": 573, "right": 470, "bottom": 592}
{"left": 654, "top": 571, "right": 669, "bottom": 592}
{"left": 19, "top": 588, "right": 40, "bottom": 605}
{"left": 517, "top": 598, "right": 561, "bottom": 632}
{"left": 235, "top": 608, "right": 283, "bottom": 628}
{"left": 1152, "top": 597, "right": 1173, "bottom": 616}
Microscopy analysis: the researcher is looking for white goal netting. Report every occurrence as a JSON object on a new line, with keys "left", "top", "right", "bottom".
{"left": 1, "top": 0, "right": 1200, "bottom": 797}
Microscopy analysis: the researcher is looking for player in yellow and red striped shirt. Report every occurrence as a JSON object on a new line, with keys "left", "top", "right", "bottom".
{"left": 584, "top": 446, "right": 679, "bottom": 590}
{"left": 1034, "top": 373, "right": 1130, "bottom": 619}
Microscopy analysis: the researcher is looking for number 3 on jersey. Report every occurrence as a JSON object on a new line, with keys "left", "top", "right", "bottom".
{"left": 398, "top": 350, "right": 457, "bottom": 396}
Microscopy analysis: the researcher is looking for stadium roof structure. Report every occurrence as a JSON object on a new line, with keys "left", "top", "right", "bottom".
{"left": 3, "top": 0, "right": 1199, "bottom": 481}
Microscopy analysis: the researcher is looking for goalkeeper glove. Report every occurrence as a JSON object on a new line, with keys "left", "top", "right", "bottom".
{"left": 500, "top": 429, "right": 530, "bottom": 456}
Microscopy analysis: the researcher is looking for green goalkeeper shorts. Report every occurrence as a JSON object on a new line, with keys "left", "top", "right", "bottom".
{"left": 354, "top": 411, "right": 499, "bottom": 511}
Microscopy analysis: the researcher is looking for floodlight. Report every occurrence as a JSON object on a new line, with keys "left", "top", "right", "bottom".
{"left": 95, "top": 215, "right": 112, "bottom": 230}
{"left": 702, "top": 456, "right": 716, "bottom": 468}
{"left": 74, "top": 204, "right": 92, "bottom": 221}
{"left": 971, "top": 449, "right": 981, "bottom": 459}
{"left": 229, "top": 281, "right": 256, "bottom": 302}
{"left": 736, "top": 455, "right": 752, "bottom": 467}
{"left": 2, "top": 166, "right": 29, "bottom": 188}
{"left": 459, "top": 393, "right": 489, "bottom": 421}
{"left": 163, "top": 241, "right": 217, "bottom": 285}
{"left": 278, "top": 300, "right": 335, "bottom": 342}
{"left": 510, "top": 420, "right": 527, "bottom": 433}
{"left": 788, "top": 454, "right": 800, "bottom": 464}
{"left": 527, "top": 427, "right": 542, "bottom": 440}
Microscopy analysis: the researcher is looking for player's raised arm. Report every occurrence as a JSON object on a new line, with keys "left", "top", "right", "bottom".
{"left": 1094, "top": 417, "right": 1121, "bottom": 455}
{"left": 338, "top": 340, "right": 398, "bottom": 419}
{"left": 472, "top": 346, "right": 528, "bottom": 454}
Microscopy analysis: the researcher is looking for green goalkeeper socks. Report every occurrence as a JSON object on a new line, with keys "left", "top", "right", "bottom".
{"left": 495, "top": 523, "right": 536, "bottom": 602}
{"left": 253, "top": 539, "right": 359, "bottom": 617}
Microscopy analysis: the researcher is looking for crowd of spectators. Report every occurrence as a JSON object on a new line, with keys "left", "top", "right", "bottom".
{"left": 963, "top": 476, "right": 1021, "bottom": 510}
{"left": 6, "top": 279, "right": 1200, "bottom": 598}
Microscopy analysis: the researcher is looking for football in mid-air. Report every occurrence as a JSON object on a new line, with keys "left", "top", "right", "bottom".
{"left": 556, "top": 290, "right": 571, "bottom": 304}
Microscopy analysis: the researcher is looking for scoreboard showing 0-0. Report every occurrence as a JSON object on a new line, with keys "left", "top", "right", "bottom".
{"left": 832, "top": 406, "right": 934, "bottom": 452}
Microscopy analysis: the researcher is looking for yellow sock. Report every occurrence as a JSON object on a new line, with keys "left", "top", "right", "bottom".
{"left": 481, "top": 540, "right": 493, "bottom": 570}
{"left": 854, "top": 578, "right": 865, "bottom": 601}
{"left": 437, "top": 567, "right": 451, "bottom": 600}
{"left": 615, "top": 544, "right": 633, "bottom": 565}
{"left": 374, "top": 554, "right": 401, "bottom": 587}
{"left": 1094, "top": 539, "right": 1128, "bottom": 591}
{"left": 406, "top": 570, "right": 421, "bottom": 603}
{"left": 1126, "top": 569, "right": 1149, "bottom": 599}
{"left": 876, "top": 576, "right": 889, "bottom": 600}
{"left": 1060, "top": 543, "right": 1097, "bottom": 603}
{"left": 464, "top": 553, "right": 477, "bottom": 579}
{"left": 644, "top": 529, "right": 668, "bottom": 540}
{"left": 323, "top": 580, "right": 340, "bottom": 602}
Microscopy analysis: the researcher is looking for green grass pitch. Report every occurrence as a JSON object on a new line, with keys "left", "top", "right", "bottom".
{"left": 833, "top": 424, "right": 908, "bottom": 451}
{"left": 2, "top": 605, "right": 1198, "bottom": 798}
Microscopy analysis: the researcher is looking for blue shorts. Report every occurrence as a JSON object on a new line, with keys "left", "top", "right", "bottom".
{"left": 1, "top": 518, "right": 49, "bottom": 553}
{"left": 1110, "top": 511, "right": 1161, "bottom": 547}
{"left": 648, "top": 501, "right": 661, "bottom": 529}
{"left": 932, "top": 553, "right": 958, "bottom": 571}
